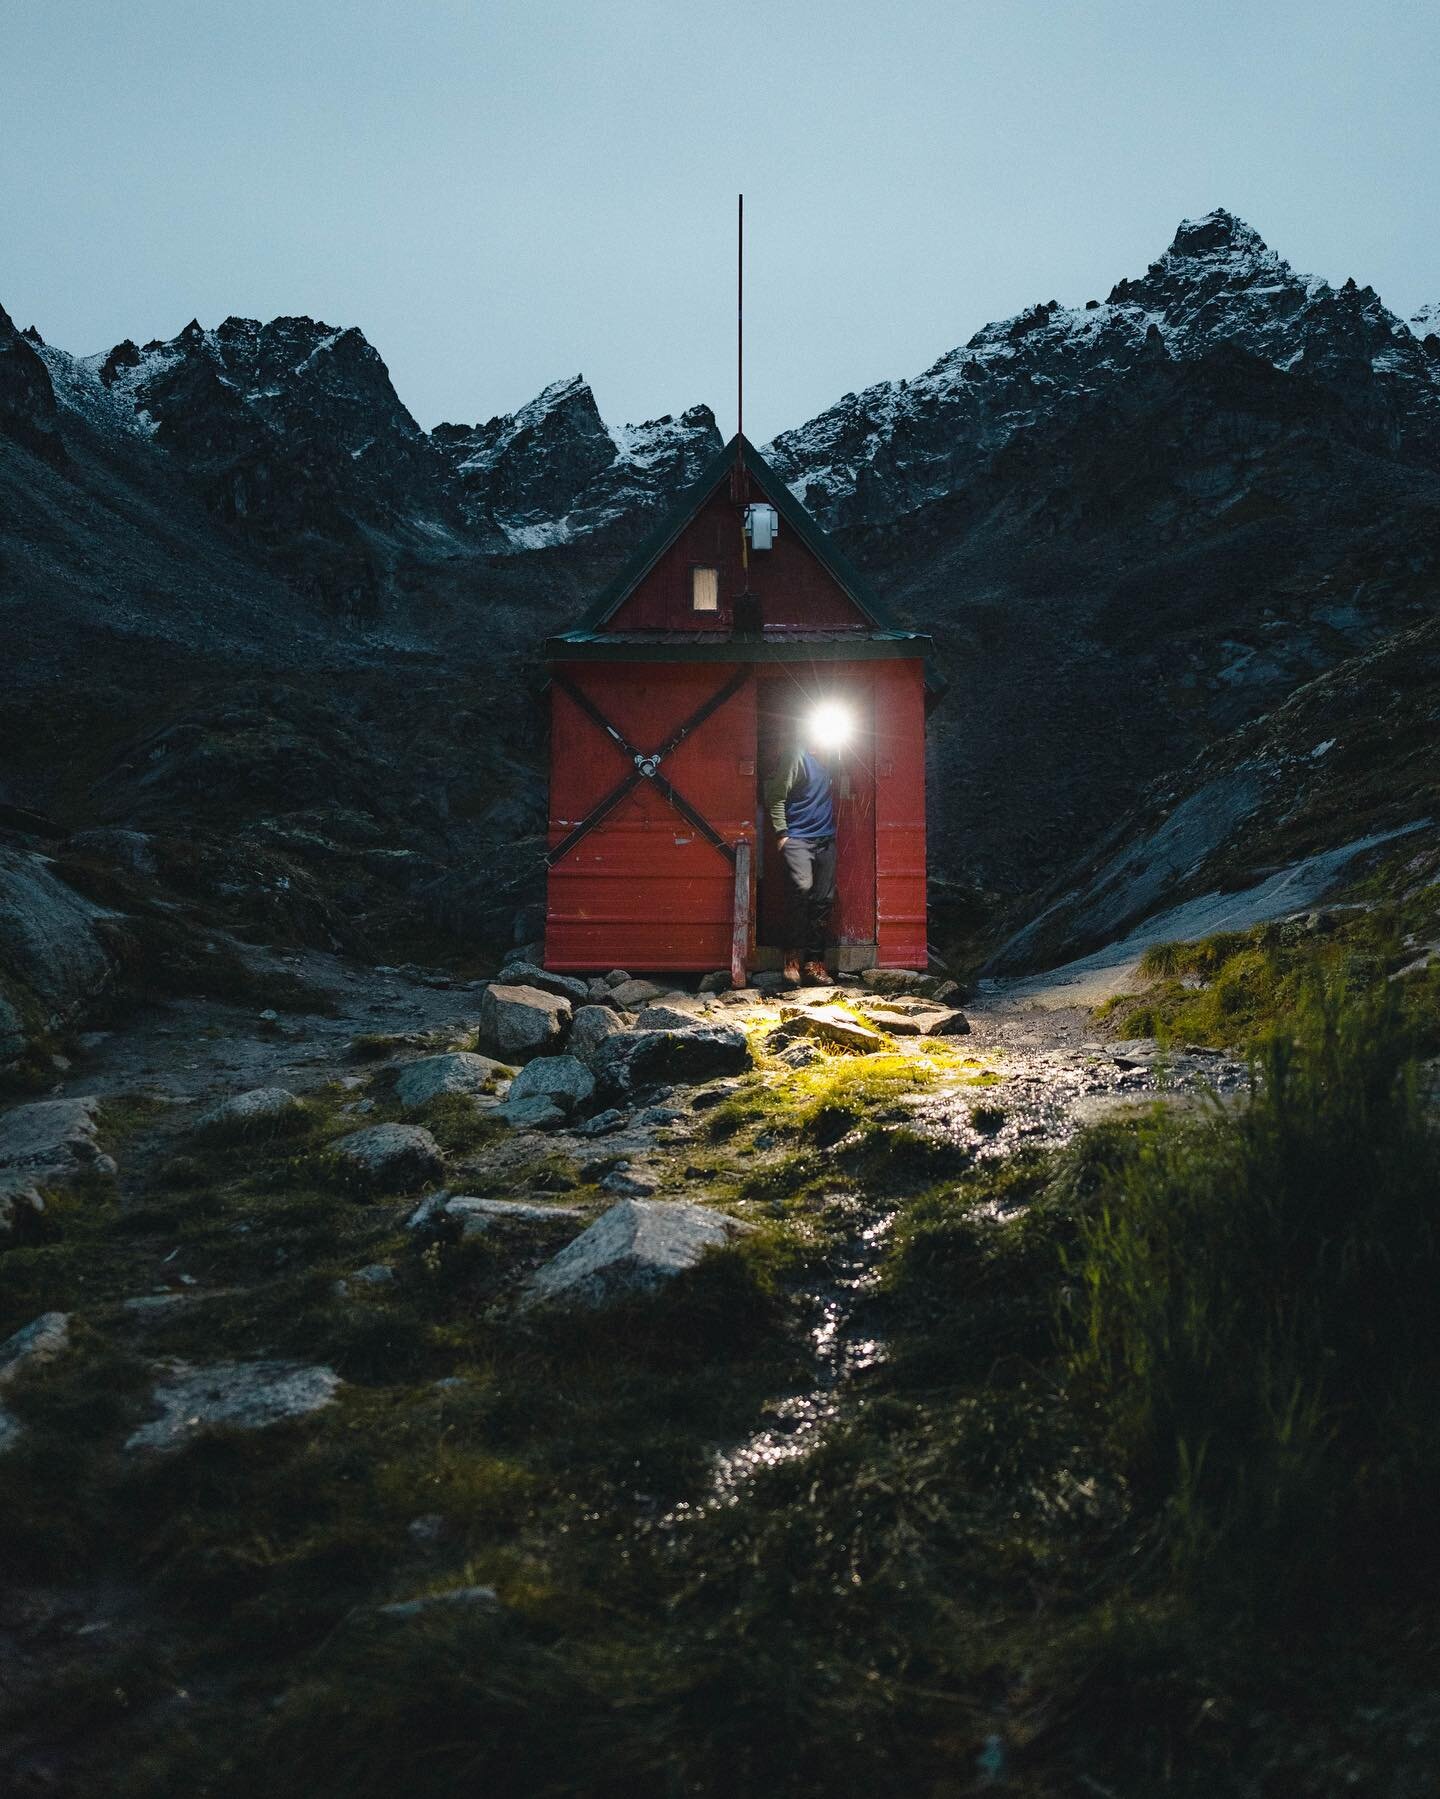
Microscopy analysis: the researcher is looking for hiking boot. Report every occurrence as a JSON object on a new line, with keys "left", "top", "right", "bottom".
{"left": 801, "top": 960, "right": 830, "bottom": 984}
{"left": 781, "top": 954, "right": 802, "bottom": 986}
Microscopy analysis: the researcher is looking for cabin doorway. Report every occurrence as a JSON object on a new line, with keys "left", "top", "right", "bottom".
{"left": 753, "top": 669, "right": 877, "bottom": 968}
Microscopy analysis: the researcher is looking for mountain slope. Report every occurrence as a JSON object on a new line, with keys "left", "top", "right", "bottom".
{"left": 767, "top": 210, "right": 1440, "bottom": 530}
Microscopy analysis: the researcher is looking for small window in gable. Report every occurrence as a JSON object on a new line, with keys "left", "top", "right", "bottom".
{"left": 691, "top": 565, "right": 719, "bottom": 613}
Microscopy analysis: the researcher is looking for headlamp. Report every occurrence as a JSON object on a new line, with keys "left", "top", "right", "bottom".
{"left": 806, "top": 699, "right": 854, "bottom": 752}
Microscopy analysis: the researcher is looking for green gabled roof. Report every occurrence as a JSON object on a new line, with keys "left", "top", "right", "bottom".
{"left": 569, "top": 433, "right": 903, "bottom": 635}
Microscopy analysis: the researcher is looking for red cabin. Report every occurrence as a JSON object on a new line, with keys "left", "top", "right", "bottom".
{"left": 543, "top": 435, "right": 934, "bottom": 981}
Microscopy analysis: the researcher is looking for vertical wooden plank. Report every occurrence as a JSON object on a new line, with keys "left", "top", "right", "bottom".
{"left": 730, "top": 838, "right": 752, "bottom": 988}
{"left": 873, "top": 660, "right": 928, "bottom": 968}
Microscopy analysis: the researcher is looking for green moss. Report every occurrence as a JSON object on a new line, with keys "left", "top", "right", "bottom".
{"left": 1098, "top": 874, "right": 1440, "bottom": 1051}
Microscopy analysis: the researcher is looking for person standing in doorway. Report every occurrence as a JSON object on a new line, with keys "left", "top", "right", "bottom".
{"left": 765, "top": 721, "right": 837, "bottom": 986}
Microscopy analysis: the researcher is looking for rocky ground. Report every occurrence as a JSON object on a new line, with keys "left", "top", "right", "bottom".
{"left": 0, "top": 947, "right": 1262, "bottom": 1794}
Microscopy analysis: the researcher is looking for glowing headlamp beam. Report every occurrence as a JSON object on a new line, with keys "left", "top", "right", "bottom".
{"left": 806, "top": 699, "right": 854, "bottom": 752}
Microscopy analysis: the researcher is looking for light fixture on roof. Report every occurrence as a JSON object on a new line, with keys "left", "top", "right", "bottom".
{"left": 744, "top": 502, "right": 778, "bottom": 550}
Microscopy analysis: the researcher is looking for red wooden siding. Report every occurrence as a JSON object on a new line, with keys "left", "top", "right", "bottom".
{"left": 873, "top": 660, "right": 928, "bottom": 968}
{"left": 545, "top": 661, "right": 757, "bottom": 972}
{"left": 608, "top": 477, "right": 867, "bottom": 634}
{"left": 545, "top": 655, "right": 927, "bottom": 974}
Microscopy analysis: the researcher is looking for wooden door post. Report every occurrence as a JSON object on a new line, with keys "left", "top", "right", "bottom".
{"left": 730, "top": 838, "right": 752, "bottom": 989}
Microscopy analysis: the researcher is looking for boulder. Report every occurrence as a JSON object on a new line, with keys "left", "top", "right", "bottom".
{"left": 0, "top": 849, "right": 115, "bottom": 1041}
{"left": 0, "top": 1095, "right": 108, "bottom": 1188}
{"left": 444, "top": 1196, "right": 586, "bottom": 1236}
{"left": 603, "top": 969, "right": 632, "bottom": 988}
{"left": 498, "top": 1094, "right": 567, "bottom": 1130}
{"left": 0, "top": 1177, "right": 45, "bottom": 1241}
{"left": 505, "top": 1054, "right": 594, "bottom": 1116}
{"left": 860, "top": 968, "right": 936, "bottom": 996}
{"left": 698, "top": 971, "right": 730, "bottom": 993}
{"left": 478, "top": 983, "right": 571, "bottom": 1063}
{"left": 593, "top": 1024, "right": 751, "bottom": 1102}
{"left": 333, "top": 1123, "right": 445, "bottom": 1191}
{"left": 635, "top": 1003, "right": 703, "bottom": 1032}
{"left": 774, "top": 1005, "right": 886, "bottom": 1054}
{"left": 495, "top": 961, "right": 590, "bottom": 1006}
{"left": 574, "top": 1107, "right": 627, "bottom": 1137}
{"left": 568, "top": 1004, "right": 629, "bottom": 1066}
{"left": 0, "top": 1311, "right": 72, "bottom": 1388}
{"left": 394, "top": 1051, "right": 508, "bottom": 1110}
{"left": 67, "top": 828, "right": 158, "bottom": 876}
{"left": 125, "top": 1359, "right": 341, "bottom": 1453}
{"left": 194, "top": 1086, "right": 305, "bottom": 1135}
{"left": 600, "top": 1166, "right": 661, "bottom": 1198}
{"left": 520, "top": 1198, "right": 749, "bottom": 1310}
{"left": 608, "top": 978, "right": 668, "bottom": 1009}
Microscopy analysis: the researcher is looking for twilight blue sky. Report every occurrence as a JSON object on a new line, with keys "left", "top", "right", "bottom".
{"left": 2, "top": 0, "right": 1436, "bottom": 442}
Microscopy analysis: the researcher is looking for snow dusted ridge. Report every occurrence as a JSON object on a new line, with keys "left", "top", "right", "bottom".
{"left": 51, "top": 311, "right": 721, "bottom": 553}
{"left": 13, "top": 208, "right": 1436, "bottom": 563}
{"left": 765, "top": 209, "right": 1440, "bottom": 529}
{"left": 430, "top": 378, "right": 720, "bottom": 547}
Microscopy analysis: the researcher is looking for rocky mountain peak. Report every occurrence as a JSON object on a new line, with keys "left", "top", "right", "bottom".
{"left": 1162, "top": 208, "right": 1272, "bottom": 264}
{"left": 767, "top": 206, "right": 1440, "bottom": 529}
{"left": 0, "top": 299, "right": 66, "bottom": 467}
{"left": 430, "top": 379, "right": 720, "bottom": 548}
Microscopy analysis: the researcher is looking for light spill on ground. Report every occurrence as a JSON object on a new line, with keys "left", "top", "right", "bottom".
{"left": 667, "top": 983, "right": 1249, "bottom": 1521}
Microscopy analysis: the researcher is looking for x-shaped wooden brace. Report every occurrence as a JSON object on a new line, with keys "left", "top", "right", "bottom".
{"left": 546, "top": 667, "right": 750, "bottom": 868}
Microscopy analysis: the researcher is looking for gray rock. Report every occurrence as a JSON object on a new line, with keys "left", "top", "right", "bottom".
{"left": 498, "top": 1094, "right": 568, "bottom": 1131}
{"left": 0, "top": 1311, "right": 72, "bottom": 1388}
{"left": 600, "top": 1166, "right": 661, "bottom": 1198}
{"left": 750, "top": 971, "right": 788, "bottom": 992}
{"left": 444, "top": 1196, "right": 586, "bottom": 1236}
{"left": 0, "top": 1095, "right": 107, "bottom": 1189}
{"left": 593, "top": 1024, "right": 751, "bottom": 1102}
{"left": 698, "top": 971, "right": 730, "bottom": 993}
{"left": 0, "top": 1402, "right": 22, "bottom": 1454}
{"left": 521, "top": 1198, "right": 749, "bottom": 1309}
{"left": 403, "top": 1192, "right": 451, "bottom": 1231}
{"left": 0, "top": 1177, "right": 45, "bottom": 1240}
{"left": 353, "top": 1263, "right": 396, "bottom": 1286}
{"left": 478, "top": 983, "right": 571, "bottom": 1063}
{"left": 635, "top": 1004, "right": 702, "bottom": 1031}
{"left": 334, "top": 1123, "right": 445, "bottom": 1191}
{"left": 774, "top": 1005, "right": 886, "bottom": 1053}
{"left": 393, "top": 1051, "right": 508, "bottom": 1110}
{"left": 608, "top": 978, "right": 668, "bottom": 1009}
{"left": 125, "top": 1359, "right": 341, "bottom": 1453}
{"left": 603, "top": 969, "right": 631, "bottom": 988}
{"left": 495, "top": 961, "right": 589, "bottom": 1005}
{"left": 568, "top": 1004, "right": 629, "bottom": 1066}
{"left": 860, "top": 968, "right": 939, "bottom": 996}
{"left": 377, "top": 1584, "right": 498, "bottom": 1620}
{"left": 573, "top": 1107, "right": 627, "bottom": 1137}
{"left": 505, "top": 1053, "right": 595, "bottom": 1116}
{"left": 68, "top": 828, "right": 158, "bottom": 876}
{"left": 689, "top": 1079, "right": 744, "bottom": 1110}
{"left": 194, "top": 1086, "right": 304, "bottom": 1135}
{"left": 0, "top": 848, "right": 115, "bottom": 1038}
